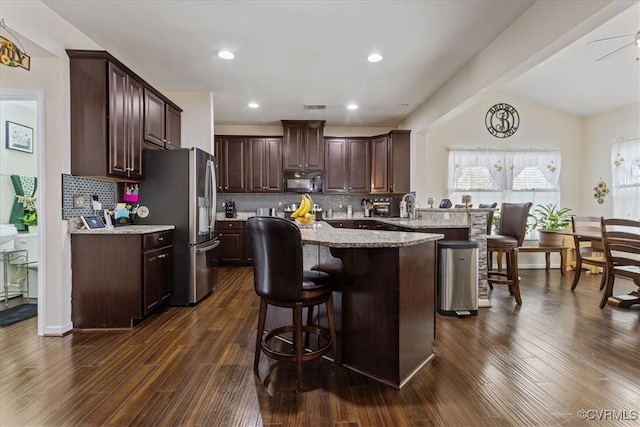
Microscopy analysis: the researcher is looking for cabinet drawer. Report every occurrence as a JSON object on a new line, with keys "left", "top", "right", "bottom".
{"left": 326, "top": 220, "right": 355, "bottom": 229}
{"left": 216, "top": 221, "right": 243, "bottom": 230}
{"left": 143, "top": 231, "right": 173, "bottom": 251}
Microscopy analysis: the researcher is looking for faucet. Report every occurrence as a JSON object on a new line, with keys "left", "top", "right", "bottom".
{"left": 401, "top": 193, "right": 415, "bottom": 218}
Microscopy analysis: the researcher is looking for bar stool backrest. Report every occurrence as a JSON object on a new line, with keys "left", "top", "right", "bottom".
{"left": 479, "top": 203, "right": 498, "bottom": 235}
{"left": 499, "top": 202, "right": 533, "bottom": 245}
{"left": 247, "top": 217, "right": 303, "bottom": 302}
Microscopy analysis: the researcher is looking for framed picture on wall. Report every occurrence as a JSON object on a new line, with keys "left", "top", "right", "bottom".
{"left": 5, "top": 121, "right": 34, "bottom": 153}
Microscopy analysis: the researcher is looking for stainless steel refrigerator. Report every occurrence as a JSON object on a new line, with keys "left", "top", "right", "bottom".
{"left": 138, "top": 147, "right": 219, "bottom": 305}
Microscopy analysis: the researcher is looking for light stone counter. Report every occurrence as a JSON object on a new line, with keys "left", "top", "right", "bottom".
{"left": 70, "top": 225, "right": 175, "bottom": 235}
{"left": 298, "top": 221, "right": 442, "bottom": 248}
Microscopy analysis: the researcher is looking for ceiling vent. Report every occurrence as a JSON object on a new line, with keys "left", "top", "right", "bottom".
{"left": 304, "top": 104, "right": 326, "bottom": 110}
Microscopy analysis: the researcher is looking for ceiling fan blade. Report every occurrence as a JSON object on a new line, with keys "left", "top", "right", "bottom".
{"left": 588, "top": 33, "right": 638, "bottom": 44}
{"left": 596, "top": 41, "right": 636, "bottom": 61}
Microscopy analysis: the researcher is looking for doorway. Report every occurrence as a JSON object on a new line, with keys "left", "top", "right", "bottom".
{"left": 0, "top": 89, "right": 45, "bottom": 334}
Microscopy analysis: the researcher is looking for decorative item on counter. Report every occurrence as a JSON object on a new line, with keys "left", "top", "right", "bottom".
{"left": 439, "top": 199, "right": 452, "bottom": 208}
{"left": 136, "top": 206, "right": 149, "bottom": 218}
{"left": 428, "top": 197, "right": 434, "bottom": 209}
{"left": 123, "top": 183, "right": 139, "bottom": 203}
{"left": 461, "top": 195, "right": 472, "bottom": 208}
{"left": 361, "top": 198, "right": 373, "bottom": 217}
{"left": 290, "top": 193, "right": 315, "bottom": 226}
{"left": 593, "top": 179, "right": 609, "bottom": 204}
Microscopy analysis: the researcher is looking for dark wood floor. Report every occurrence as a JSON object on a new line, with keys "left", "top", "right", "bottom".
{"left": 1, "top": 268, "right": 638, "bottom": 426}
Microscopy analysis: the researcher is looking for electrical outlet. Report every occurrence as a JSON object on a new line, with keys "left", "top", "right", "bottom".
{"left": 74, "top": 195, "right": 85, "bottom": 209}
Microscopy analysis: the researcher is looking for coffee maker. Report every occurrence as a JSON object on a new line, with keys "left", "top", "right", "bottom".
{"left": 223, "top": 199, "right": 237, "bottom": 218}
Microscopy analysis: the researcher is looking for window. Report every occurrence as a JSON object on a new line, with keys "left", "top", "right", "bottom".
{"left": 448, "top": 149, "right": 561, "bottom": 237}
{"left": 611, "top": 138, "right": 640, "bottom": 219}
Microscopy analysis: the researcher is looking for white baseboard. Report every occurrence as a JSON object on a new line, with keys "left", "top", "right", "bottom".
{"left": 43, "top": 321, "right": 73, "bottom": 336}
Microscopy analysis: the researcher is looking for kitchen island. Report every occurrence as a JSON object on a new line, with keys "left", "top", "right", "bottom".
{"left": 292, "top": 222, "right": 443, "bottom": 388}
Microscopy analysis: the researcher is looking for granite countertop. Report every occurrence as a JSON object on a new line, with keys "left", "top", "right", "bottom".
{"left": 216, "top": 212, "right": 470, "bottom": 228}
{"left": 299, "top": 221, "right": 443, "bottom": 248}
{"left": 70, "top": 225, "right": 175, "bottom": 235}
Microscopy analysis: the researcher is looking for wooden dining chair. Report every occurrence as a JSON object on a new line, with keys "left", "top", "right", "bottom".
{"left": 599, "top": 218, "right": 640, "bottom": 309}
{"left": 570, "top": 216, "right": 606, "bottom": 291}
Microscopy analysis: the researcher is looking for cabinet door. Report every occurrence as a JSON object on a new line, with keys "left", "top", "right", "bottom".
{"left": 370, "top": 135, "right": 389, "bottom": 193}
{"left": 127, "top": 78, "right": 144, "bottom": 180}
{"left": 247, "top": 137, "right": 281, "bottom": 193}
{"left": 283, "top": 122, "right": 304, "bottom": 170}
{"left": 348, "top": 139, "right": 371, "bottom": 193}
{"left": 304, "top": 121, "right": 324, "bottom": 169}
{"left": 165, "top": 104, "right": 181, "bottom": 149}
{"left": 218, "top": 230, "right": 243, "bottom": 263}
{"left": 214, "top": 137, "right": 223, "bottom": 192}
{"left": 143, "top": 246, "right": 172, "bottom": 315}
{"left": 108, "top": 63, "right": 129, "bottom": 178}
{"left": 264, "top": 138, "right": 283, "bottom": 192}
{"left": 144, "top": 89, "right": 165, "bottom": 147}
{"left": 221, "top": 137, "right": 246, "bottom": 192}
{"left": 389, "top": 131, "right": 410, "bottom": 194}
{"left": 324, "top": 138, "right": 348, "bottom": 193}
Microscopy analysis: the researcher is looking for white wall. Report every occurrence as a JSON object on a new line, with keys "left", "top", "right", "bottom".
{"left": 1, "top": 0, "right": 101, "bottom": 336}
{"left": 164, "top": 91, "right": 215, "bottom": 154}
{"left": 0, "top": 101, "right": 38, "bottom": 224}
{"left": 416, "top": 91, "right": 583, "bottom": 212}
{"left": 582, "top": 101, "right": 640, "bottom": 217}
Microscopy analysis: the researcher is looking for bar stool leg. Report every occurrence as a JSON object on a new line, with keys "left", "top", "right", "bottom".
{"left": 294, "top": 302, "right": 304, "bottom": 392}
{"left": 511, "top": 249, "right": 522, "bottom": 305}
{"left": 254, "top": 299, "right": 267, "bottom": 373}
{"left": 325, "top": 294, "right": 339, "bottom": 364}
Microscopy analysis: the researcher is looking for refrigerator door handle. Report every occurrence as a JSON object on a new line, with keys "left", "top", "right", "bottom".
{"left": 196, "top": 239, "right": 220, "bottom": 253}
{"left": 207, "top": 160, "right": 217, "bottom": 231}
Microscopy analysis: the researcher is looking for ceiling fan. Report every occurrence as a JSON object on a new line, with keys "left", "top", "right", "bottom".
{"left": 588, "top": 30, "right": 640, "bottom": 61}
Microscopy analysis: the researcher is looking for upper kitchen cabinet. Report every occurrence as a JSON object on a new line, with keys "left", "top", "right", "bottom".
{"left": 371, "top": 130, "right": 410, "bottom": 194}
{"left": 68, "top": 50, "right": 182, "bottom": 180}
{"left": 68, "top": 51, "right": 143, "bottom": 180}
{"left": 218, "top": 136, "right": 246, "bottom": 192}
{"left": 282, "top": 120, "right": 325, "bottom": 170}
{"left": 324, "top": 138, "right": 370, "bottom": 194}
{"left": 144, "top": 89, "right": 182, "bottom": 150}
{"left": 246, "top": 137, "right": 283, "bottom": 193}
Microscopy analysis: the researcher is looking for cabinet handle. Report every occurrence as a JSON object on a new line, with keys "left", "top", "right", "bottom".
{"left": 349, "top": 186, "right": 352, "bottom": 190}
{"left": 225, "top": 186, "right": 228, "bottom": 190}
{"left": 158, "top": 237, "right": 164, "bottom": 241}
{"left": 298, "top": 164, "right": 302, "bottom": 167}
{"left": 389, "top": 186, "right": 393, "bottom": 191}
{"left": 305, "top": 164, "right": 308, "bottom": 167}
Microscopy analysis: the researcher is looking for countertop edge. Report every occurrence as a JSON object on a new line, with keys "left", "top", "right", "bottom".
{"left": 69, "top": 225, "right": 176, "bottom": 235}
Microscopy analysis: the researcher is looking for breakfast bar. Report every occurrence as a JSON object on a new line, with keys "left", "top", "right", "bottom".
{"left": 294, "top": 222, "right": 443, "bottom": 388}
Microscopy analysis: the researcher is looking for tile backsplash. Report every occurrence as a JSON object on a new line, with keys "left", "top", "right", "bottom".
{"left": 61, "top": 174, "right": 116, "bottom": 219}
{"left": 61, "top": 173, "right": 401, "bottom": 219}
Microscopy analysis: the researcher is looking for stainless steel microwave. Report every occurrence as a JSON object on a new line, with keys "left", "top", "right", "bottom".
{"left": 283, "top": 170, "right": 323, "bottom": 193}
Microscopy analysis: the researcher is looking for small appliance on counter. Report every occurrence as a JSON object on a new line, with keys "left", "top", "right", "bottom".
{"left": 311, "top": 204, "right": 323, "bottom": 220}
{"left": 371, "top": 197, "right": 400, "bottom": 217}
{"left": 224, "top": 200, "right": 237, "bottom": 218}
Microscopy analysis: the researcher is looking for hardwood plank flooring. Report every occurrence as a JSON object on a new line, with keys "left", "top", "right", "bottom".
{"left": 1, "top": 268, "right": 638, "bottom": 426}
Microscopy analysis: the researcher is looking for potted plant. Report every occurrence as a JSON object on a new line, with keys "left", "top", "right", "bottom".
{"left": 20, "top": 209, "right": 38, "bottom": 234}
{"left": 528, "top": 204, "right": 572, "bottom": 246}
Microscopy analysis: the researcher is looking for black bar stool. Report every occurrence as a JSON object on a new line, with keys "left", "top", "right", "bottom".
{"left": 246, "top": 217, "right": 339, "bottom": 392}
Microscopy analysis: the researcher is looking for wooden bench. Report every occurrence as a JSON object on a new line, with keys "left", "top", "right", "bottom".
{"left": 491, "top": 245, "right": 569, "bottom": 275}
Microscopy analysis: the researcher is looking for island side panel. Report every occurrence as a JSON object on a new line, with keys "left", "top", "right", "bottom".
{"left": 398, "top": 241, "right": 436, "bottom": 382}
{"left": 338, "top": 247, "right": 401, "bottom": 386}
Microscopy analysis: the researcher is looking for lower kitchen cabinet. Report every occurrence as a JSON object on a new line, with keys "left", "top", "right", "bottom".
{"left": 215, "top": 221, "right": 251, "bottom": 266}
{"left": 71, "top": 230, "right": 173, "bottom": 328}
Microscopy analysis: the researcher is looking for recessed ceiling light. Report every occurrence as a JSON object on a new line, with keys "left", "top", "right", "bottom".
{"left": 248, "top": 102, "right": 259, "bottom": 109}
{"left": 397, "top": 103, "right": 409, "bottom": 108}
{"left": 218, "top": 51, "right": 235, "bottom": 60}
{"left": 347, "top": 104, "right": 358, "bottom": 110}
{"left": 367, "top": 53, "right": 383, "bottom": 63}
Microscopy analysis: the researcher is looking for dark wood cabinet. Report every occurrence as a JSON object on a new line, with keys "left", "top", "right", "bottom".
{"left": 68, "top": 52, "right": 144, "bottom": 180}
{"left": 325, "top": 220, "right": 356, "bottom": 229}
{"left": 215, "top": 221, "right": 249, "bottom": 265}
{"left": 214, "top": 137, "right": 223, "bottom": 192}
{"left": 282, "top": 120, "right": 325, "bottom": 170}
{"left": 219, "top": 137, "right": 247, "bottom": 192}
{"left": 144, "top": 89, "right": 182, "bottom": 150}
{"left": 142, "top": 231, "right": 173, "bottom": 315}
{"left": 68, "top": 50, "right": 182, "bottom": 180}
{"left": 71, "top": 230, "right": 173, "bottom": 328}
{"left": 324, "top": 138, "right": 370, "bottom": 194}
{"left": 324, "top": 138, "right": 348, "bottom": 193}
{"left": 371, "top": 130, "right": 410, "bottom": 194}
{"left": 246, "top": 137, "right": 283, "bottom": 192}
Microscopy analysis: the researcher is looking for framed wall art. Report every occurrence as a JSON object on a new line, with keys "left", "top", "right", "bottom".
{"left": 5, "top": 120, "right": 34, "bottom": 153}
